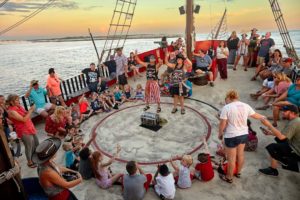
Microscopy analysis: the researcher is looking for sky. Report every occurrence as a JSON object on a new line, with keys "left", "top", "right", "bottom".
{"left": 0, "top": 0, "right": 300, "bottom": 40}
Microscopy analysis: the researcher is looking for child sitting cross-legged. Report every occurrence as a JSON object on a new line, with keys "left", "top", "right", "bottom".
{"left": 123, "top": 161, "right": 153, "bottom": 200}
{"left": 134, "top": 84, "right": 144, "bottom": 101}
{"left": 170, "top": 155, "right": 194, "bottom": 189}
{"left": 90, "top": 92, "right": 104, "bottom": 114}
{"left": 113, "top": 85, "right": 126, "bottom": 104}
{"left": 153, "top": 164, "right": 176, "bottom": 200}
{"left": 123, "top": 84, "right": 136, "bottom": 102}
{"left": 194, "top": 153, "right": 214, "bottom": 182}
{"left": 78, "top": 94, "right": 93, "bottom": 121}
{"left": 62, "top": 142, "right": 80, "bottom": 171}
{"left": 90, "top": 145, "right": 123, "bottom": 189}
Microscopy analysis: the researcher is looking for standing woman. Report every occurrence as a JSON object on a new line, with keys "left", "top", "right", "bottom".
{"left": 46, "top": 68, "right": 66, "bottom": 107}
{"left": 135, "top": 50, "right": 163, "bottom": 113}
{"left": 227, "top": 31, "right": 239, "bottom": 65}
{"left": 216, "top": 41, "right": 229, "bottom": 79}
{"left": 165, "top": 51, "right": 192, "bottom": 114}
{"left": 233, "top": 33, "right": 250, "bottom": 71}
{"left": 7, "top": 94, "right": 39, "bottom": 168}
{"left": 218, "top": 90, "right": 265, "bottom": 183}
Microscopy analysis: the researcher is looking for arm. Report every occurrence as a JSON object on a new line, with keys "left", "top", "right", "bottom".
{"left": 8, "top": 105, "right": 35, "bottom": 123}
{"left": 164, "top": 51, "right": 176, "bottom": 68}
{"left": 218, "top": 119, "right": 227, "bottom": 140}
{"left": 250, "top": 112, "right": 266, "bottom": 120}
{"left": 273, "top": 90, "right": 288, "bottom": 103}
{"left": 25, "top": 85, "right": 33, "bottom": 98}
{"left": 43, "top": 169, "right": 82, "bottom": 189}
{"left": 134, "top": 54, "right": 148, "bottom": 67}
{"left": 169, "top": 156, "right": 179, "bottom": 172}
{"left": 260, "top": 118, "right": 286, "bottom": 140}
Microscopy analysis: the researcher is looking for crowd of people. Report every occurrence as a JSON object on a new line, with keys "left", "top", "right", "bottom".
{"left": 0, "top": 32, "right": 299, "bottom": 200}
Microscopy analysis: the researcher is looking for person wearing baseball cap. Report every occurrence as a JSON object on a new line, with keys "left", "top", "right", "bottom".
{"left": 25, "top": 79, "right": 56, "bottom": 118}
{"left": 33, "top": 137, "right": 82, "bottom": 200}
{"left": 259, "top": 104, "right": 300, "bottom": 176}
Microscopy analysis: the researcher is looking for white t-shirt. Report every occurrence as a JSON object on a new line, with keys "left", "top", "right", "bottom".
{"left": 220, "top": 101, "right": 255, "bottom": 138}
{"left": 154, "top": 173, "right": 176, "bottom": 199}
{"left": 177, "top": 165, "right": 192, "bottom": 188}
{"left": 216, "top": 47, "right": 229, "bottom": 59}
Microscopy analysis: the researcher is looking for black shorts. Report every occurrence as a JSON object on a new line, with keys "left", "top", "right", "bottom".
{"left": 170, "top": 85, "right": 187, "bottom": 96}
{"left": 118, "top": 73, "right": 128, "bottom": 85}
{"left": 224, "top": 134, "right": 248, "bottom": 148}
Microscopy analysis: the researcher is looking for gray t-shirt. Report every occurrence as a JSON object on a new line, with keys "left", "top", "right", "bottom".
{"left": 115, "top": 54, "right": 128, "bottom": 76}
{"left": 282, "top": 117, "right": 300, "bottom": 156}
{"left": 258, "top": 38, "right": 275, "bottom": 57}
{"left": 123, "top": 174, "right": 146, "bottom": 200}
{"left": 195, "top": 55, "right": 212, "bottom": 69}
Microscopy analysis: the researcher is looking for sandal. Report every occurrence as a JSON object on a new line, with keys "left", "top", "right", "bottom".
{"left": 27, "top": 163, "right": 37, "bottom": 168}
{"left": 143, "top": 106, "right": 150, "bottom": 111}
{"left": 219, "top": 173, "right": 233, "bottom": 184}
{"left": 157, "top": 107, "right": 161, "bottom": 113}
{"left": 171, "top": 108, "right": 178, "bottom": 114}
{"left": 234, "top": 173, "right": 241, "bottom": 178}
{"left": 181, "top": 109, "right": 185, "bottom": 115}
{"left": 233, "top": 67, "right": 237, "bottom": 71}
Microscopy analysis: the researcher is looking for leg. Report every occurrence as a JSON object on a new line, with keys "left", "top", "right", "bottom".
{"left": 233, "top": 55, "right": 241, "bottom": 70}
{"left": 110, "top": 173, "right": 123, "bottom": 184}
{"left": 173, "top": 95, "right": 179, "bottom": 112}
{"left": 225, "top": 146, "right": 237, "bottom": 180}
{"left": 39, "top": 110, "right": 49, "bottom": 118}
{"left": 272, "top": 105, "right": 280, "bottom": 127}
{"left": 58, "top": 95, "right": 66, "bottom": 107}
{"left": 21, "top": 135, "right": 34, "bottom": 165}
{"left": 236, "top": 143, "right": 246, "bottom": 174}
{"left": 144, "top": 174, "right": 153, "bottom": 192}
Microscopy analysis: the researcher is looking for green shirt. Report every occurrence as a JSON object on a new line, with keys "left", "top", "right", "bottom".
{"left": 282, "top": 117, "right": 300, "bottom": 156}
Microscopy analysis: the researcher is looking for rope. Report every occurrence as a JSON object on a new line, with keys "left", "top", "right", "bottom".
{"left": 0, "top": 0, "right": 9, "bottom": 8}
{"left": 0, "top": 162, "right": 21, "bottom": 192}
{"left": 0, "top": 0, "right": 55, "bottom": 36}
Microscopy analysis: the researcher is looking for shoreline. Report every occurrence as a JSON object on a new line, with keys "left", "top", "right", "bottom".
{"left": 0, "top": 34, "right": 183, "bottom": 44}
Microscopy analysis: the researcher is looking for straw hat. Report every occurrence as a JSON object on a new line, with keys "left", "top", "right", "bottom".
{"left": 32, "top": 138, "right": 61, "bottom": 164}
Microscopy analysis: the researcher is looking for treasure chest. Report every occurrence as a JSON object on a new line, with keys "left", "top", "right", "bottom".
{"left": 188, "top": 74, "right": 208, "bottom": 86}
{"left": 141, "top": 112, "right": 160, "bottom": 126}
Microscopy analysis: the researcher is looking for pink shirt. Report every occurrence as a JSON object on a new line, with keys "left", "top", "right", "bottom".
{"left": 8, "top": 106, "right": 37, "bottom": 138}
{"left": 275, "top": 81, "right": 291, "bottom": 96}
{"left": 47, "top": 74, "right": 62, "bottom": 96}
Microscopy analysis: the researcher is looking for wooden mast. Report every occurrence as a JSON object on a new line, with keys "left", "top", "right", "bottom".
{"left": 214, "top": 9, "right": 227, "bottom": 39}
{"left": 186, "top": 0, "right": 194, "bottom": 60}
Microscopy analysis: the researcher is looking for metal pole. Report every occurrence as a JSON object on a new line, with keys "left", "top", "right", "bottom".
{"left": 186, "top": 0, "right": 194, "bottom": 60}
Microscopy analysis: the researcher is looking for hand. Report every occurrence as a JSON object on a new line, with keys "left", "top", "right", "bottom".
{"left": 135, "top": 162, "right": 141, "bottom": 169}
{"left": 218, "top": 134, "right": 223, "bottom": 140}
{"left": 125, "top": 73, "right": 128, "bottom": 78}
{"left": 29, "top": 104, "right": 36, "bottom": 111}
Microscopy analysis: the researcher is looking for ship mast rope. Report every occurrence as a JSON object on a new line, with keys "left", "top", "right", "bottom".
{"left": 0, "top": 161, "right": 21, "bottom": 192}
{"left": 0, "top": 0, "right": 56, "bottom": 36}
{"left": 0, "top": 0, "right": 9, "bottom": 8}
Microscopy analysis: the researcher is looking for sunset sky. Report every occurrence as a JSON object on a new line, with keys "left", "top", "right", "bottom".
{"left": 0, "top": 0, "right": 299, "bottom": 40}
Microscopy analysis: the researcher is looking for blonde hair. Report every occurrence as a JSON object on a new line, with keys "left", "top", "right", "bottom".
{"left": 182, "top": 155, "right": 193, "bottom": 167}
{"left": 231, "top": 31, "right": 237, "bottom": 38}
{"left": 274, "top": 72, "right": 291, "bottom": 85}
{"left": 136, "top": 84, "right": 142, "bottom": 90}
{"left": 6, "top": 94, "right": 19, "bottom": 106}
{"left": 62, "top": 142, "right": 72, "bottom": 151}
{"left": 53, "top": 106, "right": 65, "bottom": 123}
{"left": 225, "top": 90, "right": 239, "bottom": 101}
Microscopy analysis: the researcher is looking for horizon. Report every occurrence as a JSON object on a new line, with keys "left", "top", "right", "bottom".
{"left": 0, "top": 0, "right": 300, "bottom": 40}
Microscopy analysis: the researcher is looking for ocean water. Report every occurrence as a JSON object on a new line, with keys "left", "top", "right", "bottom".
{"left": 0, "top": 31, "right": 300, "bottom": 96}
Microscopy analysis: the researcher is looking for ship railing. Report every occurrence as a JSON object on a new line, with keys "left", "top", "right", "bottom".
{"left": 20, "top": 74, "right": 89, "bottom": 111}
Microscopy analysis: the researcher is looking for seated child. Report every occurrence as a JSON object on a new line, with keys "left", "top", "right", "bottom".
{"left": 98, "top": 93, "right": 112, "bottom": 112}
{"left": 194, "top": 153, "right": 214, "bottom": 181}
{"left": 124, "top": 84, "right": 135, "bottom": 102}
{"left": 113, "top": 85, "right": 126, "bottom": 104}
{"left": 78, "top": 94, "right": 93, "bottom": 121}
{"left": 153, "top": 164, "right": 176, "bottom": 200}
{"left": 134, "top": 84, "right": 144, "bottom": 101}
{"left": 123, "top": 161, "right": 152, "bottom": 200}
{"left": 170, "top": 155, "right": 194, "bottom": 189}
{"left": 103, "top": 90, "right": 118, "bottom": 109}
{"left": 90, "top": 145, "right": 123, "bottom": 189}
{"left": 63, "top": 142, "right": 80, "bottom": 171}
{"left": 245, "top": 119, "right": 258, "bottom": 151}
{"left": 90, "top": 92, "right": 103, "bottom": 114}
{"left": 70, "top": 103, "right": 81, "bottom": 125}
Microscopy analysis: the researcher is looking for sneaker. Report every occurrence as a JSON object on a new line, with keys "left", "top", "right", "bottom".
{"left": 113, "top": 104, "right": 119, "bottom": 109}
{"left": 210, "top": 82, "right": 214, "bottom": 87}
{"left": 259, "top": 167, "right": 279, "bottom": 177}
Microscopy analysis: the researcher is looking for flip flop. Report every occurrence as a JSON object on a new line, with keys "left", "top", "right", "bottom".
{"left": 27, "top": 163, "right": 37, "bottom": 168}
{"left": 157, "top": 107, "right": 161, "bottom": 113}
{"left": 234, "top": 173, "right": 241, "bottom": 178}
{"left": 171, "top": 108, "right": 178, "bottom": 114}
{"left": 219, "top": 173, "right": 233, "bottom": 184}
{"left": 144, "top": 106, "right": 150, "bottom": 111}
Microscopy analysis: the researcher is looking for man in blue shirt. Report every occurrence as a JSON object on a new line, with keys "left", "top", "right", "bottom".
{"left": 25, "top": 80, "right": 55, "bottom": 118}
{"left": 193, "top": 49, "right": 215, "bottom": 87}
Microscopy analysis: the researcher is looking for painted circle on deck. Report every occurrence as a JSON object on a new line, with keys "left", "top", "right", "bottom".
{"left": 91, "top": 102, "right": 212, "bottom": 165}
